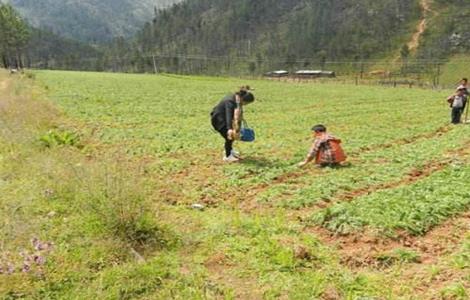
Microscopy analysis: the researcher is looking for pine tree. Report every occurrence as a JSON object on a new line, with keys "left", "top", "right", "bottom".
{"left": 0, "top": 4, "right": 30, "bottom": 69}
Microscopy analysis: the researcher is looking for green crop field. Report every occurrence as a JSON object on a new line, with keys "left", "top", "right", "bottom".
{"left": 1, "top": 70, "right": 469, "bottom": 299}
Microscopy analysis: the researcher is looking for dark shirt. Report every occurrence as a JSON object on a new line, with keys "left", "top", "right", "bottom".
{"left": 210, "top": 94, "right": 237, "bottom": 131}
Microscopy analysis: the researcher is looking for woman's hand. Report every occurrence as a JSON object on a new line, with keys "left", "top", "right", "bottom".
{"left": 227, "top": 129, "right": 235, "bottom": 140}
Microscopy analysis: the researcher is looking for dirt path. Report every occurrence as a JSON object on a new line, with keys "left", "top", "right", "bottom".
{"left": 0, "top": 71, "right": 12, "bottom": 94}
{"left": 407, "top": 0, "right": 435, "bottom": 52}
{"left": 0, "top": 73, "right": 14, "bottom": 119}
{"left": 0, "top": 78, "right": 9, "bottom": 92}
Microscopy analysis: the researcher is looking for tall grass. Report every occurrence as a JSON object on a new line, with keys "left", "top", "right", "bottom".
{"left": 0, "top": 72, "right": 177, "bottom": 298}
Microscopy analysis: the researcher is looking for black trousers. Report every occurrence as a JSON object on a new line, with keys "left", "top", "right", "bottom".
{"left": 451, "top": 107, "right": 463, "bottom": 124}
{"left": 211, "top": 119, "right": 233, "bottom": 157}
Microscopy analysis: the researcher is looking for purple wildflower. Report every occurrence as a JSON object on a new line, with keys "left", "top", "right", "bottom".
{"left": 21, "top": 263, "right": 31, "bottom": 273}
{"left": 31, "top": 238, "right": 51, "bottom": 251}
{"left": 33, "top": 255, "right": 45, "bottom": 265}
{"left": 7, "top": 263, "right": 15, "bottom": 274}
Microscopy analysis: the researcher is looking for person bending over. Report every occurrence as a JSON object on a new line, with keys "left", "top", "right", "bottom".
{"left": 210, "top": 86, "right": 255, "bottom": 162}
{"left": 298, "top": 124, "right": 346, "bottom": 168}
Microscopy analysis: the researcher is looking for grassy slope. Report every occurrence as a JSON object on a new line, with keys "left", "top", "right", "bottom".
{"left": 0, "top": 70, "right": 469, "bottom": 299}
{"left": 368, "top": 0, "right": 470, "bottom": 87}
{"left": 439, "top": 54, "right": 470, "bottom": 87}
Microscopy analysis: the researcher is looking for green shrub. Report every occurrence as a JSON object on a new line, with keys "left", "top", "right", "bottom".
{"left": 375, "top": 249, "right": 421, "bottom": 267}
{"left": 82, "top": 169, "right": 178, "bottom": 252}
{"left": 110, "top": 210, "right": 175, "bottom": 251}
{"left": 440, "top": 283, "right": 468, "bottom": 300}
{"left": 25, "top": 72, "right": 35, "bottom": 79}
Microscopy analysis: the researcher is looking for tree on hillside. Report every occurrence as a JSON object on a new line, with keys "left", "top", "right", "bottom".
{"left": 400, "top": 44, "right": 410, "bottom": 75}
{"left": 0, "top": 4, "right": 30, "bottom": 69}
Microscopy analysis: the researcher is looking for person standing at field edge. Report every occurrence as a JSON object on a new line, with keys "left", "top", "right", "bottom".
{"left": 298, "top": 124, "right": 346, "bottom": 168}
{"left": 458, "top": 78, "right": 469, "bottom": 114}
{"left": 458, "top": 78, "right": 468, "bottom": 94}
{"left": 210, "top": 86, "right": 255, "bottom": 162}
{"left": 447, "top": 86, "right": 468, "bottom": 124}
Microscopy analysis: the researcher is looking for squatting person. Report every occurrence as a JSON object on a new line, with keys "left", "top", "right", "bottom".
{"left": 210, "top": 86, "right": 255, "bottom": 162}
{"left": 298, "top": 124, "right": 346, "bottom": 168}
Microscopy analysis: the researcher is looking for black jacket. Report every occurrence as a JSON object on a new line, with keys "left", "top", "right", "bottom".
{"left": 210, "top": 94, "right": 237, "bottom": 132}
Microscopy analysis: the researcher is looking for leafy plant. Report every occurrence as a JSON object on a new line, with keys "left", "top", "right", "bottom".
{"left": 375, "top": 249, "right": 421, "bottom": 267}
{"left": 440, "top": 283, "right": 469, "bottom": 300}
{"left": 39, "top": 129, "right": 80, "bottom": 148}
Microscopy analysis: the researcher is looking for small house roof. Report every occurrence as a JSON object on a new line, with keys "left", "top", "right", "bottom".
{"left": 273, "top": 70, "right": 289, "bottom": 74}
{"left": 295, "top": 70, "right": 323, "bottom": 75}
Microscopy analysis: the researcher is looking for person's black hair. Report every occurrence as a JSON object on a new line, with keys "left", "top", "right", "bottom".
{"left": 242, "top": 92, "right": 255, "bottom": 103}
{"left": 311, "top": 124, "right": 327, "bottom": 132}
{"left": 463, "top": 78, "right": 468, "bottom": 83}
{"left": 237, "top": 85, "right": 255, "bottom": 103}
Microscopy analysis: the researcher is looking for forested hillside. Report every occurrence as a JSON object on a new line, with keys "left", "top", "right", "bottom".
{"left": 132, "top": 0, "right": 421, "bottom": 72}
{"left": 3, "top": 0, "right": 470, "bottom": 77}
{"left": 0, "top": 2, "right": 103, "bottom": 70}
{"left": 2, "top": 0, "right": 181, "bottom": 42}
{"left": 25, "top": 28, "right": 102, "bottom": 70}
{"left": 417, "top": 0, "right": 470, "bottom": 60}
{"left": 125, "top": 0, "right": 470, "bottom": 76}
